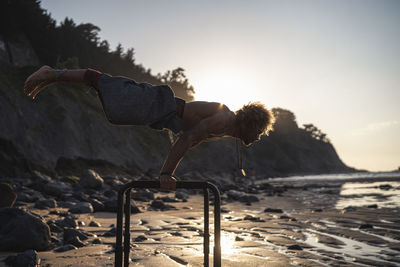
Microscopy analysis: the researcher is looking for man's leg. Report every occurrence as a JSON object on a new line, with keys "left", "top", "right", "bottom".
{"left": 24, "top": 65, "right": 101, "bottom": 100}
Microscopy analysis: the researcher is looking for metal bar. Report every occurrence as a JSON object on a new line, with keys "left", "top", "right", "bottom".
{"left": 207, "top": 183, "right": 221, "bottom": 267}
{"left": 203, "top": 188, "right": 209, "bottom": 267}
{"left": 115, "top": 191, "right": 125, "bottom": 267}
{"left": 124, "top": 188, "right": 132, "bottom": 267}
{"left": 115, "top": 180, "right": 221, "bottom": 267}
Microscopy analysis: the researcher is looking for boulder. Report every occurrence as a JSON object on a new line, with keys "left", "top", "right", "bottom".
{"left": 4, "top": 249, "right": 39, "bottom": 267}
{"left": 0, "top": 182, "right": 17, "bottom": 208}
{"left": 79, "top": 169, "right": 104, "bottom": 189}
{"left": 0, "top": 208, "right": 51, "bottom": 251}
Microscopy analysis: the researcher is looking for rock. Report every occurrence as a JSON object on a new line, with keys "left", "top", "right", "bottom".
{"left": 0, "top": 208, "right": 51, "bottom": 251}
{"left": 69, "top": 202, "right": 94, "bottom": 214}
{"left": 226, "top": 190, "right": 245, "bottom": 200}
{"left": 243, "top": 214, "right": 265, "bottom": 222}
{"left": 367, "top": 204, "right": 378, "bottom": 209}
{"left": 50, "top": 235, "right": 61, "bottom": 245}
{"left": 149, "top": 200, "right": 176, "bottom": 211}
{"left": 89, "top": 221, "right": 101, "bottom": 227}
{"left": 42, "top": 181, "right": 71, "bottom": 197}
{"left": 31, "top": 171, "right": 52, "bottom": 183}
{"left": 239, "top": 195, "right": 259, "bottom": 203}
{"left": 379, "top": 184, "right": 392, "bottom": 190}
{"left": 56, "top": 216, "right": 78, "bottom": 229}
{"left": 0, "top": 182, "right": 17, "bottom": 208}
{"left": 264, "top": 208, "right": 283, "bottom": 213}
{"left": 80, "top": 169, "right": 104, "bottom": 189}
{"left": 132, "top": 189, "right": 154, "bottom": 201}
{"left": 133, "top": 235, "right": 148, "bottom": 242}
{"left": 287, "top": 244, "right": 303, "bottom": 250}
{"left": 221, "top": 207, "right": 230, "bottom": 213}
{"left": 343, "top": 206, "right": 357, "bottom": 212}
{"left": 92, "top": 238, "right": 102, "bottom": 244}
{"left": 235, "top": 236, "right": 244, "bottom": 241}
{"left": 226, "top": 190, "right": 259, "bottom": 203}
{"left": 103, "top": 227, "right": 116, "bottom": 237}
{"left": 4, "top": 249, "right": 39, "bottom": 267}
{"left": 54, "top": 244, "right": 77, "bottom": 252}
{"left": 359, "top": 224, "right": 373, "bottom": 229}
{"left": 34, "top": 199, "right": 57, "bottom": 209}
{"left": 90, "top": 198, "right": 105, "bottom": 212}
{"left": 57, "top": 201, "right": 77, "bottom": 209}
{"left": 175, "top": 191, "right": 189, "bottom": 200}
{"left": 65, "top": 236, "right": 87, "bottom": 247}
{"left": 16, "top": 191, "right": 36, "bottom": 203}
{"left": 63, "top": 228, "right": 88, "bottom": 242}
{"left": 48, "top": 222, "right": 63, "bottom": 233}
{"left": 61, "top": 175, "right": 80, "bottom": 185}
{"left": 312, "top": 209, "right": 323, "bottom": 213}
{"left": 158, "top": 196, "right": 179, "bottom": 202}
{"left": 103, "top": 198, "right": 141, "bottom": 213}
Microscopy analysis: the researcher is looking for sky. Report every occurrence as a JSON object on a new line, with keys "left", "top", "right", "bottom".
{"left": 40, "top": 0, "right": 400, "bottom": 172}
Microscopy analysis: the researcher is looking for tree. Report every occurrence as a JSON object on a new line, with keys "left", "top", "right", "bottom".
{"left": 302, "top": 123, "right": 330, "bottom": 143}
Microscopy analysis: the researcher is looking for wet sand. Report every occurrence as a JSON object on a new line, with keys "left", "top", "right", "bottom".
{"left": 1, "top": 175, "right": 399, "bottom": 267}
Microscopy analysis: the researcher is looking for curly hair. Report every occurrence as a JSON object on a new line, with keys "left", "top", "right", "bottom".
{"left": 234, "top": 102, "right": 275, "bottom": 137}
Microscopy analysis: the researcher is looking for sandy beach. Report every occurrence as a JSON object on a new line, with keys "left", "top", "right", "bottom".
{"left": 2, "top": 172, "right": 399, "bottom": 267}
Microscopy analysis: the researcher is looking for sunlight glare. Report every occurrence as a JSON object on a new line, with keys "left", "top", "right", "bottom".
{"left": 210, "top": 232, "right": 236, "bottom": 255}
{"left": 193, "top": 68, "right": 256, "bottom": 111}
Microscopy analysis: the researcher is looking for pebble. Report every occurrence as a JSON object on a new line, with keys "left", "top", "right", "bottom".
{"left": 92, "top": 238, "right": 102, "bottom": 244}
{"left": 359, "top": 224, "right": 373, "bottom": 229}
{"left": 264, "top": 208, "right": 283, "bottom": 213}
{"left": 103, "top": 227, "right": 116, "bottom": 237}
{"left": 54, "top": 244, "right": 77, "bottom": 252}
{"left": 287, "top": 244, "right": 303, "bottom": 250}
{"left": 133, "top": 235, "right": 148, "bottom": 242}
{"left": 89, "top": 220, "right": 101, "bottom": 227}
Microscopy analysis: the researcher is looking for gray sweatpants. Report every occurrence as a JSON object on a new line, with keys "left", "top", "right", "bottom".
{"left": 96, "top": 73, "right": 185, "bottom": 133}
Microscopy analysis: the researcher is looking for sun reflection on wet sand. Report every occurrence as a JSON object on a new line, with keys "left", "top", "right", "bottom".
{"left": 208, "top": 231, "right": 237, "bottom": 256}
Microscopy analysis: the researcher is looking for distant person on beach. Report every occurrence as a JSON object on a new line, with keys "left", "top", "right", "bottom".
{"left": 24, "top": 66, "right": 275, "bottom": 190}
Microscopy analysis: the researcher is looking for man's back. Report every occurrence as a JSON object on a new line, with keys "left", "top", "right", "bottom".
{"left": 182, "top": 101, "right": 234, "bottom": 133}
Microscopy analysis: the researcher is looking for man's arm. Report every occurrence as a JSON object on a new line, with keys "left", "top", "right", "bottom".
{"left": 159, "top": 112, "right": 228, "bottom": 190}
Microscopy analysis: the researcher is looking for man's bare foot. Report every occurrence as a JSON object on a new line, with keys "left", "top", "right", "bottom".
{"left": 24, "top": 65, "right": 57, "bottom": 100}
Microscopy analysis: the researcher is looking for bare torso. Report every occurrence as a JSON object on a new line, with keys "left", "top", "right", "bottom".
{"left": 182, "top": 101, "right": 235, "bottom": 136}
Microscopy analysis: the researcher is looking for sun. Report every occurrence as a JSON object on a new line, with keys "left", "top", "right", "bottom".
{"left": 192, "top": 68, "right": 256, "bottom": 111}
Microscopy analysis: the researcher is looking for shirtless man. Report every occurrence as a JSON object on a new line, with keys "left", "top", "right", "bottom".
{"left": 24, "top": 66, "right": 275, "bottom": 190}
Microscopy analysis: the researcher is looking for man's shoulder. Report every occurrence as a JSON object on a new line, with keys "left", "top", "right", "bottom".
{"left": 187, "top": 101, "right": 231, "bottom": 113}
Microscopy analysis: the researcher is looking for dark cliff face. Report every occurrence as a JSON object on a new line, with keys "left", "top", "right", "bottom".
{"left": 0, "top": 65, "right": 353, "bottom": 178}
